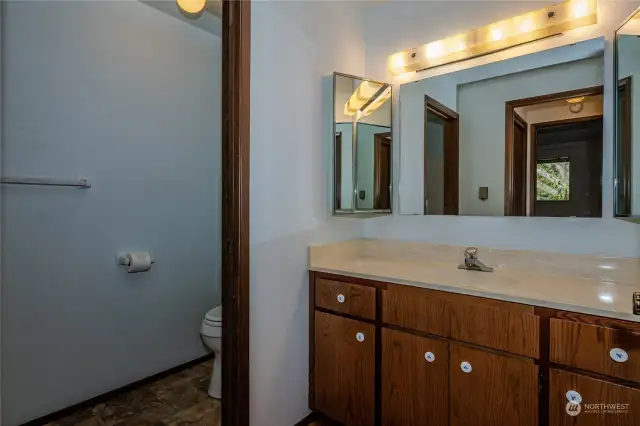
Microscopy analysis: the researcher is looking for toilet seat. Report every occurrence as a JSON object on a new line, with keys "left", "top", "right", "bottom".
{"left": 205, "top": 306, "right": 222, "bottom": 323}
{"left": 201, "top": 305, "right": 222, "bottom": 337}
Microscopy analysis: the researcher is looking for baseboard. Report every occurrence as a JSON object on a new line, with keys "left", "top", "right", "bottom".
{"left": 21, "top": 353, "right": 214, "bottom": 426}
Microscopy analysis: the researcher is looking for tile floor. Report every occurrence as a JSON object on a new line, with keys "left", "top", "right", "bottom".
{"left": 46, "top": 359, "right": 220, "bottom": 426}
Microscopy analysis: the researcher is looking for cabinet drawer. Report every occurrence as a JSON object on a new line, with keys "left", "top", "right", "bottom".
{"left": 383, "top": 285, "right": 539, "bottom": 358}
{"left": 448, "top": 295, "right": 540, "bottom": 358}
{"left": 315, "top": 278, "right": 376, "bottom": 320}
{"left": 382, "top": 285, "right": 447, "bottom": 336}
{"left": 549, "top": 368, "right": 640, "bottom": 426}
{"left": 550, "top": 318, "right": 640, "bottom": 383}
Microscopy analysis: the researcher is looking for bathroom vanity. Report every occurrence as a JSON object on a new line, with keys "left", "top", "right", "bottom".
{"left": 307, "top": 240, "right": 640, "bottom": 426}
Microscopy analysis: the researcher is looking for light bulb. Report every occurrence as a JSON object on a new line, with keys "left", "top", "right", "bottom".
{"left": 391, "top": 54, "right": 406, "bottom": 70}
{"left": 426, "top": 42, "right": 444, "bottom": 59}
{"left": 572, "top": 1, "right": 589, "bottom": 19}
{"left": 520, "top": 19, "right": 534, "bottom": 33}
{"left": 491, "top": 28, "right": 504, "bottom": 41}
{"left": 177, "top": 0, "right": 206, "bottom": 18}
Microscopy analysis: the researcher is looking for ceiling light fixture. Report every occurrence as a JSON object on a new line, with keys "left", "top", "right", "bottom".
{"left": 177, "top": 0, "right": 207, "bottom": 19}
{"left": 388, "top": 0, "right": 598, "bottom": 76}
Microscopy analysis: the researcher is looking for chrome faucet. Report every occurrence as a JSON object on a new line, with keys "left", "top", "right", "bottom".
{"left": 458, "top": 247, "right": 493, "bottom": 272}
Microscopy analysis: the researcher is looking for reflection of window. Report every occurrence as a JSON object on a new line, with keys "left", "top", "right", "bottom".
{"left": 537, "top": 157, "right": 570, "bottom": 201}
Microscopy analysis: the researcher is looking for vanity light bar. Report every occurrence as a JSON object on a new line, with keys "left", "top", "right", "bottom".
{"left": 388, "top": 0, "right": 598, "bottom": 76}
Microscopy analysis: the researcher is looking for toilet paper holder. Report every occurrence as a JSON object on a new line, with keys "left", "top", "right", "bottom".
{"left": 117, "top": 252, "right": 155, "bottom": 272}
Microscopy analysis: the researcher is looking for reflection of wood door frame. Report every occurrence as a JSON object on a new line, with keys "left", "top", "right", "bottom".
{"left": 335, "top": 132, "right": 342, "bottom": 208}
{"left": 513, "top": 111, "right": 528, "bottom": 216}
{"left": 374, "top": 132, "right": 392, "bottom": 210}
{"left": 617, "top": 76, "right": 632, "bottom": 215}
{"left": 530, "top": 115, "right": 604, "bottom": 217}
{"left": 425, "top": 95, "right": 459, "bottom": 215}
{"left": 504, "top": 85, "right": 603, "bottom": 216}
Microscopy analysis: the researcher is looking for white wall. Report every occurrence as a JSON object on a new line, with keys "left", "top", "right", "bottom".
{"left": 457, "top": 57, "right": 604, "bottom": 216}
{"left": 516, "top": 95, "right": 604, "bottom": 125}
{"left": 425, "top": 115, "right": 445, "bottom": 214}
{"left": 617, "top": 34, "right": 640, "bottom": 213}
{"left": 336, "top": 122, "right": 354, "bottom": 209}
{"left": 1, "top": 2, "right": 221, "bottom": 424}
{"left": 363, "top": 0, "right": 640, "bottom": 256}
{"left": 356, "top": 123, "right": 390, "bottom": 209}
{"left": 250, "top": 1, "right": 364, "bottom": 425}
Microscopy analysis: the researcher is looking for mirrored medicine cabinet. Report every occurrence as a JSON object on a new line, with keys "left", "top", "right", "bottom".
{"left": 332, "top": 72, "right": 393, "bottom": 216}
{"left": 614, "top": 7, "right": 640, "bottom": 222}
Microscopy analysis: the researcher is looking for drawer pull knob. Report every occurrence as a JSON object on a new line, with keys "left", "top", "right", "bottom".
{"left": 460, "top": 361, "right": 472, "bottom": 373}
{"left": 337, "top": 294, "right": 345, "bottom": 304}
{"left": 610, "top": 348, "right": 629, "bottom": 363}
{"left": 424, "top": 352, "right": 435, "bottom": 363}
{"left": 356, "top": 332, "right": 365, "bottom": 342}
{"left": 566, "top": 390, "right": 582, "bottom": 404}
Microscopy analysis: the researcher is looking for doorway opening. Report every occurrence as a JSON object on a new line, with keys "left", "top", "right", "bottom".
{"left": 374, "top": 132, "right": 392, "bottom": 209}
{"left": 424, "top": 96, "right": 459, "bottom": 215}
{"left": 505, "top": 86, "right": 604, "bottom": 217}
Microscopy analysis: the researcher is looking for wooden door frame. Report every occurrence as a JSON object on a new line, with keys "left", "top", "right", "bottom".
{"left": 529, "top": 115, "right": 604, "bottom": 217}
{"left": 616, "top": 76, "right": 632, "bottom": 216}
{"left": 221, "top": 1, "right": 250, "bottom": 426}
{"left": 373, "top": 132, "right": 392, "bottom": 209}
{"left": 504, "top": 85, "right": 603, "bottom": 216}
{"left": 512, "top": 111, "right": 528, "bottom": 216}
{"left": 424, "top": 95, "right": 459, "bottom": 215}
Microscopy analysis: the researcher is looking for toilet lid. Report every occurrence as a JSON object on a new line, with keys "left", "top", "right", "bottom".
{"left": 205, "top": 305, "right": 222, "bottom": 323}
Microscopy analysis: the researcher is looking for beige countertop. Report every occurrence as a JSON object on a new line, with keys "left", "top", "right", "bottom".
{"left": 309, "top": 239, "right": 640, "bottom": 323}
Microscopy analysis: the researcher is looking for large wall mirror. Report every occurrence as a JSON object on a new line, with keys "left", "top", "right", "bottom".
{"left": 615, "top": 8, "right": 640, "bottom": 220}
{"left": 333, "top": 72, "right": 393, "bottom": 215}
{"left": 398, "top": 37, "right": 605, "bottom": 218}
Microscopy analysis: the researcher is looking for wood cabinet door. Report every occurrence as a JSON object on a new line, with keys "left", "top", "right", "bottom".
{"left": 382, "top": 328, "right": 448, "bottom": 426}
{"left": 314, "top": 311, "right": 375, "bottom": 426}
{"left": 550, "top": 368, "right": 640, "bottom": 426}
{"left": 450, "top": 343, "right": 538, "bottom": 426}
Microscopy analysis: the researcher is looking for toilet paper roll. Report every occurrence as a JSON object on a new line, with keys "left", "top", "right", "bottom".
{"left": 125, "top": 252, "right": 152, "bottom": 273}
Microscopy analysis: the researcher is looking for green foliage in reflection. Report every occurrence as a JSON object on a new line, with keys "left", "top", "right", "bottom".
{"left": 536, "top": 161, "right": 570, "bottom": 201}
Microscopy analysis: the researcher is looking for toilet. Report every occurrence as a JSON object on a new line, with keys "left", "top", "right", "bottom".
{"left": 200, "top": 305, "right": 222, "bottom": 399}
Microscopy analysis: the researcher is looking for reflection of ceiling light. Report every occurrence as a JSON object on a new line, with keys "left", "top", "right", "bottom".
{"left": 344, "top": 81, "right": 390, "bottom": 117}
{"left": 598, "top": 293, "right": 614, "bottom": 303}
{"left": 598, "top": 264, "right": 615, "bottom": 270}
{"left": 361, "top": 87, "right": 392, "bottom": 117}
{"left": 566, "top": 97, "right": 585, "bottom": 103}
{"left": 177, "top": 0, "right": 207, "bottom": 18}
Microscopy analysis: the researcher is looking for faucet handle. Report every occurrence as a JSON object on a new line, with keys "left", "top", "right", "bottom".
{"left": 464, "top": 247, "right": 478, "bottom": 259}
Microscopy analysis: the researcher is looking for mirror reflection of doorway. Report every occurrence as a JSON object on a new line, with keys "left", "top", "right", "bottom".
{"left": 531, "top": 117, "right": 603, "bottom": 217}
{"left": 424, "top": 96, "right": 459, "bottom": 215}
{"left": 506, "top": 87, "right": 604, "bottom": 217}
{"left": 374, "top": 132, "right": 392, "bottom": 210}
